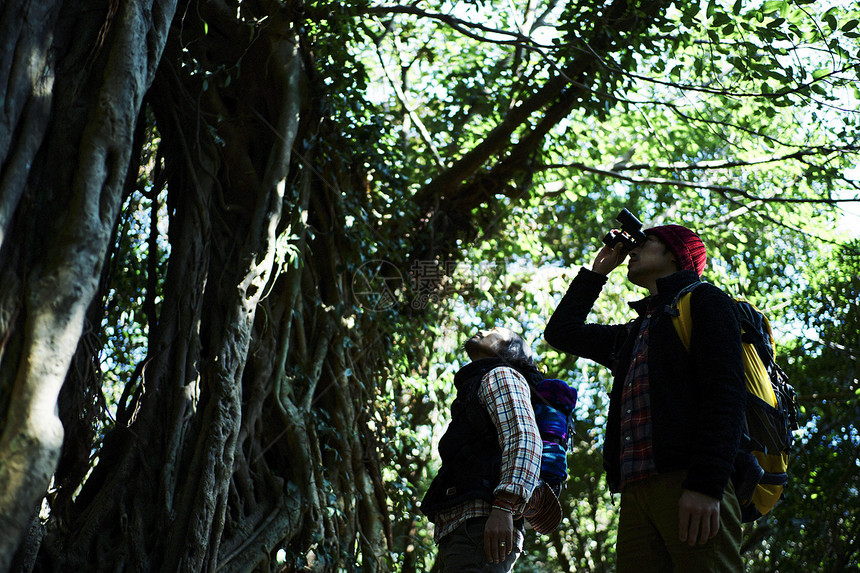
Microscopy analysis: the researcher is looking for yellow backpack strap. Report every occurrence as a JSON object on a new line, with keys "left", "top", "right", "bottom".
{"left": 673, "top": 293, "right": 693, "bottom": 350}
{"left": 668, "top": 282, "right": 701, "bottom": 351}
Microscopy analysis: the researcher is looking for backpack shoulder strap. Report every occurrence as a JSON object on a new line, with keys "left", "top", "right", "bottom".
{"left": 666, "top": 281, "right": 704, "bottom": 351}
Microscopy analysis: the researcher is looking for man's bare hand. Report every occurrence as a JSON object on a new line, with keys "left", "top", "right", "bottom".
{"left": 678, "top": 489, "right": 720, "bottom": 546}
{"left": 483, "top": 508, "right": 515, "bottom": 563}
{"left": 592, "top": 240, "right": 628, "bottom": 276}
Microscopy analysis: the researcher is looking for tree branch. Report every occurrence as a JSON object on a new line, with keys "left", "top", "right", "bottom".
{"left": 365, "top": 4, "right": 558, "bottom": 49}
{"left": 612, "top": 146, "right": 859, "bottom": 173}
{"left": 539, "top": 160, "right": 860, "bottom": 205}
{"left": 578, "top": 35, "right": 860, "bottom": 100}
{"left": 373, "top": 36, "right": 446, "bottom": 170}
{"left": 407, "top": 0, "right": 676, "bottom": 260}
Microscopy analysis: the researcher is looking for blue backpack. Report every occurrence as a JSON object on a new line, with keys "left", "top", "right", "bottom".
{"left": 531, "top": 379, "right": 578, "bottom": 495}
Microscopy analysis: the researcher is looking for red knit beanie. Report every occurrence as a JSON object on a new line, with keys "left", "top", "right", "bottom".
{"left": 645, "top": 225, "right": 707, "bottom": 276}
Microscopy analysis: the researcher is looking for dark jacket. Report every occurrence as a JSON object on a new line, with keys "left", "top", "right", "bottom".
{"left": 419, "top": 358, "right": 507, "bottom": 522}
{"left": 544, "top": 269, "right": 745, "bottom": 499}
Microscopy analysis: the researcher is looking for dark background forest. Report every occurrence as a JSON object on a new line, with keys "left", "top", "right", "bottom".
{"left": 0, "top": 0, "right": 858, "bottom": 571}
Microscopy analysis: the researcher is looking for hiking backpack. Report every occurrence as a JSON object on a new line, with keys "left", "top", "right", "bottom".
{"left": 668, "top": 282, "right": 800, "bottom": 522}
{"left": 531, "top": 378, "right": 578, "bottom": 496}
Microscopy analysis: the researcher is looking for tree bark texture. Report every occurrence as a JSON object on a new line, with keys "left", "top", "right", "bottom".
{"left": 2, "top": 0, "right": 395, "bottom": 570}
{"left": 0, "top": 0, "right": 177, "bottom": 570}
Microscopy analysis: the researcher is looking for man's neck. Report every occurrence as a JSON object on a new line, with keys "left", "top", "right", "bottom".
{"left": 643, "top": 274, "right": 668, "bottom": 296}
{"left": 645, "top": 279, "right": 659, "bottom": 296}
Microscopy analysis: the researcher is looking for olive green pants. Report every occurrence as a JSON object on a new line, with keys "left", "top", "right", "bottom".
{"left": 616, "top": 471, "right": 743, "bottom": 573}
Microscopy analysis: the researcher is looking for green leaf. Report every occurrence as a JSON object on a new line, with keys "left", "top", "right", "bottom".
{"left": 712, "top": 12, "right": 731, "bottom": 27}
{"left": 762, "top": 0, "right": 784, "bottom": 14}
{"left": 842, "top": 19, "right": 859, "bottom": 33}
{"left": 812, "top": 68, "right": 830, "bottom": 80}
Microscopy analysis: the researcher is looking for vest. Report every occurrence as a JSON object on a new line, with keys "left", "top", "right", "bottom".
{"left": 420, "top": 359, "right": 508, "bottom": 522}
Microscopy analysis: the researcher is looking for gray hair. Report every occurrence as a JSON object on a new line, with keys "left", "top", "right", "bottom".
{"left": 498, "top": 331, "right": 542, "bottom": 385}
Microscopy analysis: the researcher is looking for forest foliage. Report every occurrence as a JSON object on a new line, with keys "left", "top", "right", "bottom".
{"left": 0, "top": 0, "right": 858, "bottom": 571}
{"left": 351, "top": 2, "right": 860, "bottom": 568}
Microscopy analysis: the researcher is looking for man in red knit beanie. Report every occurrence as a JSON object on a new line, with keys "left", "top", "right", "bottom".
{"left": 545, "top": 220, "right": 745, "bottom": 572}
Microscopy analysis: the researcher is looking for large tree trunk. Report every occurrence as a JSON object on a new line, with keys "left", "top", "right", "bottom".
{"left": 0, "top": 1, "right": 176, "bottom": 569}
{"left": 1, "top": 0, "right": 395, "bottom": 570}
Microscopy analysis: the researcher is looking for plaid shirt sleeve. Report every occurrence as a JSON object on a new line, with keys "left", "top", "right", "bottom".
{"left": 478, "top": 366, "right": 542, "bottom": 513}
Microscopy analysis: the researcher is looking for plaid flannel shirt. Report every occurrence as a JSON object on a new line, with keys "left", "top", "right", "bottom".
{"left": 619, "top": 310, "right": 658, "bottom": 490}
{"left": 432, "top": 366, "right": 542, "bottom": 542}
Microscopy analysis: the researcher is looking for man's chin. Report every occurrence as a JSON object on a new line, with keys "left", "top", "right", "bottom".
{"left": 465, "top": 338, "right": 496, "bottom": 361}
{"left": 463, "top": 337, "right": 480, "bottom": 355}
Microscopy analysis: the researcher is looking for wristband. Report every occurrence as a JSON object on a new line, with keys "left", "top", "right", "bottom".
{"left": 492, "top": 498, "right": 516, "bottom": 513}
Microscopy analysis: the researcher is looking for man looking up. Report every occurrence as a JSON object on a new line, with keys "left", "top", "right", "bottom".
{"left": 421, "top": 326, "right": 543, "bottom": 572}
{"left": 544, "top": 223, "right": 746, "bottom": 572}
